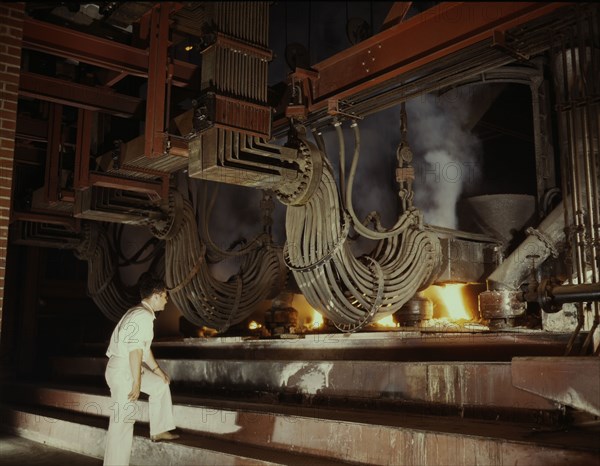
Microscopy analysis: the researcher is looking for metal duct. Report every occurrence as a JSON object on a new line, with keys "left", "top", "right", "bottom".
{"left": 486, "top": 200, "right": 567, "bottom": 292}
{"left": 195, "top": 2, "right": 272, "bottom": 139}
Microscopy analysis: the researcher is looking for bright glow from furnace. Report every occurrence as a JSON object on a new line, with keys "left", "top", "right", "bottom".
{"left": 375, "top": 315, "right": 397, "bottom": 328}
{"left": 184, "top": 44, "right": 194, "bottom": 52}
{"left": 422, "top": 284, "right": 471, "bottom": 320}
{"left": 308, "top": 309, "right": 324, "bottom": 329}
{"left": 248, "top": 321, "right": 262, "bottom": 330}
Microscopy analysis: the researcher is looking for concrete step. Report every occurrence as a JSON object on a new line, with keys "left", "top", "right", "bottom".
{"left": 2, "top": 382, "right": 599, "bottom": 466}
{"left": 0, "top": 402, "right": 347, "bottom": 466}
{"left": 50, "top": 356, "right": 562, "bottom": 417}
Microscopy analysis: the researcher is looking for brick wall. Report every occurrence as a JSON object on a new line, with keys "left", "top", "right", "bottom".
{"left": 0, "top": 3, "right": 24, "bottom": 328}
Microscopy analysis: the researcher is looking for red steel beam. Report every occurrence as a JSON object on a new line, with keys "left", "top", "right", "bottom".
{"left": 10, "top": 211, "right": 80, "bottom": 231}
{"left": 43, "top": 104, "right": 62, "bottom": 205}
{"left": 145, "top": 3, "right": 171, "bottom": 158}
{"left": 307, "top": 2, "right": 569, "bottom": 110}
{"left": 88, "top": 173, "right": 164, "bottom": 198}
{"left": 16, "top": 114, "right": 48, "bottom": 142}
{"left": 19, "top": 72, "right": 141, "bottom": 118}
{"left": 73, "top": 109, "right": 93, "bottom": 190}
{"left": 381, "top": 2, "right": 413, "bottom": 30}
{"left": 22, "top": 18, "right": 198, "bottom": 88}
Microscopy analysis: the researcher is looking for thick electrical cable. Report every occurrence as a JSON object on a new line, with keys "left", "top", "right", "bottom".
{"left": 152, "top": 191, "right": 286, "bottom": 331}
{"left": 283, "top": 124, "right": 441, "bottom": 331}
{"left": 74, "top": 222, "right": 138, "bottom": 321}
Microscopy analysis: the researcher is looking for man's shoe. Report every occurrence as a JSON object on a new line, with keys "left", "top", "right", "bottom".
{"left": 151, "top": 431, "right": 180, "bottom": 442}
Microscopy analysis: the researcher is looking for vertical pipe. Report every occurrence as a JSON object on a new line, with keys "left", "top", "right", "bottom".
{"left": 567, "top": 26, "right": 586, "bottom": 284}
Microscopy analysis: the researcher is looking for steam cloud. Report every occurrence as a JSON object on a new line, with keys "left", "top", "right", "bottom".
{"left": 407, "top": 87, "right": 486, "bottom": 229}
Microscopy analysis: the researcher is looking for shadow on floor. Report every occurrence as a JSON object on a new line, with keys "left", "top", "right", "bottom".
{"left": 0, "top": 433, "right": 102, "bottom": 465}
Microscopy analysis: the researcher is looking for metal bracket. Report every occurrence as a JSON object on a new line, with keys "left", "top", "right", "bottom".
{"left": 492, "top": 30, "right": 530, "bottom": 62}
{"left": 327, "top": 99, "right": 364, "bottom": 120}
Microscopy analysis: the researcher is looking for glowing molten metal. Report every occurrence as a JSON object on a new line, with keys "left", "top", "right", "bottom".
{"left": 423, "top": 284, "right": 471, "bottom": 320}
{"left": 309, "top": 309, "right": 324, "bottom": 329}
{"left": 375, "top": 315, "right": 397, "bottom": 328}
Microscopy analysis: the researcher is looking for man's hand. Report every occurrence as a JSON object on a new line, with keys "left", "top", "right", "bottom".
{"left": 128, "top": 381, "right": 141, "bottom": 401}
{"left": 155, "top": 367, "right": 170, "bottom": 384}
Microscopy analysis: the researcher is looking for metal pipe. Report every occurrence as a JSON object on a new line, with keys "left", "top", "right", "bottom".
{"left": 549, "top": 283, "right": 600, "bottom": 304}
{"left": 487, "top": 200, "right": 566, "bottom": 291}
{"left": 565, "top": 304, "right": 585, "bottom": 356}
{"left": 568, "top": 27, "right": 587, "bottom": 284}
{"left": 580, "top": 305, "right": 599, "bottom": 355}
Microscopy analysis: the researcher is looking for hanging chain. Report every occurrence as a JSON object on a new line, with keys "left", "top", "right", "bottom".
{"left": 396, "top": 102, "right": 415, "bottom": 211}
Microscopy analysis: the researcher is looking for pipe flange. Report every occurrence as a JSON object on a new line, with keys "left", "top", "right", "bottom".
{"left": 275, "top": 127, "right": 323, "bottom": 206}
{"left": 538, "top": 277, "right": 567, "bottom": 314}
{"left": 526, "top": 226, "right": 560, "bottom": 258}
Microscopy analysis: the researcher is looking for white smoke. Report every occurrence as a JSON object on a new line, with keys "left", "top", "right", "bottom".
{"left": 407, "top": 87, "right": 487, "bottom": 229}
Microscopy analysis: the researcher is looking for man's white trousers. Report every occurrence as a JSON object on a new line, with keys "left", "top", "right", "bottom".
{"left": 103, "top": 356, "right": 176, "bottom": 466}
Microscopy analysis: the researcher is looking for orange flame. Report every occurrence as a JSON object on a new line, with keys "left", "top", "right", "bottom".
{"left": 375, "top": 315, "right": 397, "bottom": 328}
{"left": 248, "top": 320, "right": 262, "bottom": 330}
{"left": 422, "top": 284, "right": 471, "bottom": 320}
{"left": 308, "top": 309, "right": 324, "bottom": 329}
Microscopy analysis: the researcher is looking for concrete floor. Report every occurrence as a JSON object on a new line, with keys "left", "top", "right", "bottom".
{"left": 0, "top": 434, "right": 101, "bottom": 466}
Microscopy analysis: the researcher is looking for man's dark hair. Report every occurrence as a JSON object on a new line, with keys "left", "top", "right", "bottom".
{"left": 138, "top": 272, "right": 166, "bottom": 299}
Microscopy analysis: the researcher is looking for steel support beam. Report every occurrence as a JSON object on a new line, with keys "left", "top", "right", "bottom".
{"left": 381, "top": 2, "right": 413, "bottom": 30}
{"left": 300, "top": 2, "right": 569, "bottom": 112}
{"left": 87, "top": 172, "right": 164, "bottom": 199}
{"left": 10, "top": 211, "right": 80, "bottom": 231}
{"left": 19, "top": 72, "right": 141, "bottom": 118}
{"left": 73, "top": 109, "right": 93, "bottom": 190}
{"left": 145, "top": 3, "right": 171, "bottom": 158}
{"left": 22, "top": 18, "right": 198, "bottom": 88}
{"left": 512, "top": 357, "right": 600, "bottom": 416}
{"left": 43, "top": 104, "right": 62, "bottom": 205}
{"left": 16, "top": 114, "right": 47, "bottom": 142}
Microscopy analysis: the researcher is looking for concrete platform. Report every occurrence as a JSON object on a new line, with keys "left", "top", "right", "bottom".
{"left": 2, "top": 382, "right": 599, "bottom": 466}
{"left": 0, "top": 433, "right": 101, "bottom": 466}
{"left": 4, "top": 331, "right": 596, "bottom": 465}
{"left": 0, "top": 403, "right": 346, "bottom": 466}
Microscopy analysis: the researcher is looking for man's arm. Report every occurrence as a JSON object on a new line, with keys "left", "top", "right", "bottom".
{"left": 128, "top": 349, "right": 143, "bottom": 401}
{"left": 145, "top": 349, "right": 170, "bottom": 384}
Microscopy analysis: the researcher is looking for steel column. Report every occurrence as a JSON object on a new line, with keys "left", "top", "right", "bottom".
{"left": 43, "top": 104, "right": 62, "bottom": 205}
{"left": 144, "top": 3, "right": 171, "bottom": 159}
{"left": 73, "top": 109, "right": 93, "bottom": 190}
